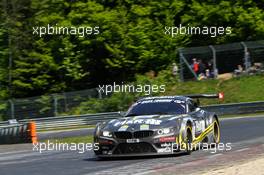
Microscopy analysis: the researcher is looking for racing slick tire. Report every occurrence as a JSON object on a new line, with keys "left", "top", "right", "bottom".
{"left": 182, "top": 124, "right": 193, "bottom": 155}
{"left": 209, "top": 117, "right": 220, "bottom": 148}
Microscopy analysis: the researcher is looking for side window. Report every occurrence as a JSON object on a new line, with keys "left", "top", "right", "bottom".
{"left": 188, "top": 101, "right": 196, "bottom": 112}
{"left": 193, "top": 101, "right": 199, "bottom": 108}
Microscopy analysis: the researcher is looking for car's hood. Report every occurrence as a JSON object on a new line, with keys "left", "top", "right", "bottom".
{"left": 102, "top": 114, "right": 184, "bottom": 132}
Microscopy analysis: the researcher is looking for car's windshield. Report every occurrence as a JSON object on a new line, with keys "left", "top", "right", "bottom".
{"left": 126, "top": 101, "right": 186, "bottom": 116}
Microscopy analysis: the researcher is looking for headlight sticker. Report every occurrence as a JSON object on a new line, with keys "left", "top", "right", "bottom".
{"left": 102, "top": 131, "right": 112, "bottom": 137}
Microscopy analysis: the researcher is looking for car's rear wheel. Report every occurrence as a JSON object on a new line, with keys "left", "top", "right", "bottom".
{"left": 213, "top": 118, "right": 220, "bottom": 144}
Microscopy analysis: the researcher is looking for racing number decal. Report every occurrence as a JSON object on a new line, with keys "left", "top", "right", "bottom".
{"left": 195, "top": 120, "right": 205, "bottom": 132}
{"left": 194, "top": 109, "right": 206, "bottom": 132}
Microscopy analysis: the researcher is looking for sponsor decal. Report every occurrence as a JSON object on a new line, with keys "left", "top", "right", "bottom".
{"left": 114, "top": 119, "right": 162, "bottom": 126}
{"left": 158, "top": 147, "right": 172, "bottom": 153}
{"left": 195, "top": 120, "right": 205, "bottom": 132}
{"left": 159, "top": 136, "right": 175, "bottom": 142}
{"left": 140, "top": 124, "right": 149, "bottom": 130}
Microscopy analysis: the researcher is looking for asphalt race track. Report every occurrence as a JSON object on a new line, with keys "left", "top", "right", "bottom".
{"left": 0, "top": 116, "right": 264, "bottom": 175}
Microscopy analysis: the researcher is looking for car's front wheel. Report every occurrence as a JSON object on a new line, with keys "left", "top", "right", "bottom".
{"left": 182, "top": 125, "right": 193, "bottom": 155}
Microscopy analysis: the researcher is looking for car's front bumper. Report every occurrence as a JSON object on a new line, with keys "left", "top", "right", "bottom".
{"left": 94, "top": 135, "right": 182, "bottom": 157}
{"left": 96, "top": 151, "right": 180, "bottom": 158}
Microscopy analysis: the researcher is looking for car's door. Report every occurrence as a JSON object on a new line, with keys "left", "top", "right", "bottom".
{"left": 187, "top": 100, "right": 206, "bottom": 136}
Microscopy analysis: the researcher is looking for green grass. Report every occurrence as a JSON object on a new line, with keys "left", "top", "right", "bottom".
{"left": 163, "top": 75, "right": 264, "bottom": 105}
{"left": 44, "top": 135, "right": 93, "bottom": 143}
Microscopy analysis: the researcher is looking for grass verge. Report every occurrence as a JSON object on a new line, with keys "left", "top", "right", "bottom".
{"left": 45, "top": 135, "right": 93, "bottom": 143}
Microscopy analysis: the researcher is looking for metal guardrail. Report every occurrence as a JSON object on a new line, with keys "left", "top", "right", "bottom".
{"left": 0, "top": 123, "right": 30, "bottom": 144}
{"left": 0, "top": 121, "right": 9, "bottom": 127}
{"left": 202, "top": 101, "right": 264, "bottom": 115}
{"left": 1, "top": 101, "right": 264, "bottom": 131}
{"left": 20, "top": 112, "right": 124, "bottom": 130}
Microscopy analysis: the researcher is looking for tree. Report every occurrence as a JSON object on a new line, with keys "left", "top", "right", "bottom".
{"left": 0, "top": 0, "right": 263, "bottom": 98}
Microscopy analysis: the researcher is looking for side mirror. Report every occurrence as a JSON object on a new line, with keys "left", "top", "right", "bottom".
{"left": 195, "top": 107, "right": 201, "bottom": 112}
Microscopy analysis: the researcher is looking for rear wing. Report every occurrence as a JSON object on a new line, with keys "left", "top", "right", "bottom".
{"left": 186, "top": 93, "right": 224, "bottom": 106}
{"left": 186, "top": 93, "right": 224, "bottom": 100}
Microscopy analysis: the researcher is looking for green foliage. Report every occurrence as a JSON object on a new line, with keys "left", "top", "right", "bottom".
{"left": 0, "top": 0, "right": 263, "bottom": 98}
{"left": 72, "top": 92, "right": 134, "bottom": 114}
{"left": 0, "top": 102, "right": 8, "bottom": 121}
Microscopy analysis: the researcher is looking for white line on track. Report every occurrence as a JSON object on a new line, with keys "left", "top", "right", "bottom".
{"left": 221, "top": 115, "right": 264, "bottom": 121}
{"left": 0, "top": 152, "right": 39, "bottom": 161}
{"left": 0, "top": 155, "right": 57, "bottom": 165}
{"left": 234, "top": 148, "right": 250, "bottom": 152}
{"left": 134, "top": 170, "right": 157, "bottom": 175}
{"left": 0, "top": 150, "right": 62, "bottom": 162}
{"left": 0, "top": 150, "right": 31, "bottom": 156}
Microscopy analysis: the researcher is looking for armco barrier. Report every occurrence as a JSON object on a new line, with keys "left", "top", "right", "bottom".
{"left": 1, "top": 101, "right": 264, "bottom": 133}
{"left": 0, "top": 123, "right": 32, "bottom": 144}
{"left": 19, "top": 112, "right": 124, "bottom": 130}
{"left": 202, "top": 101, "right": 264, "bottom": 115}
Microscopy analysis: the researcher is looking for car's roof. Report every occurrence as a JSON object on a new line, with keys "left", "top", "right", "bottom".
{"left": 137, "top": 96, "right": 190, "bottom": 103}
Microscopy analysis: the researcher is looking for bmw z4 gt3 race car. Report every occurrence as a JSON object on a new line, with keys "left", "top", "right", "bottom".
{"left": 93, "top": 93, "right": 222, "bottom": 157}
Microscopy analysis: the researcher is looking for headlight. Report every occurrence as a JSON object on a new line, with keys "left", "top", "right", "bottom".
{"left": 102, "top": 131, "right": 112, "bottom": 137}
{"left": 157, "top": 128, "right": 174, "bottom": 135}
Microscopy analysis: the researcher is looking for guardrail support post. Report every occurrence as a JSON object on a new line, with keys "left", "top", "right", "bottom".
{"left": 97, "top": 88, "right": 102, "bottom": 99}
{"left": 241, "top": 42, "right": 251, "bottom": 73}
{"left": 209, "top": 45, "right": 217, "bottom": 78}
{"left": 8, "top": 99, "right": 15, "bottom": 119}
{"left": 179, "top": 50, "right": 198, "bottom": 80}
{"left": 53, "top": 95, "right": 58, "bottom": 117}
{"left": 179, "top": 49, "right": 184, "bottom": 82}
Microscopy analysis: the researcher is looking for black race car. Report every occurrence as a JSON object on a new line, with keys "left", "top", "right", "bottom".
{"left": 93, "top": 93, "right": 222, "bottom": 157}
